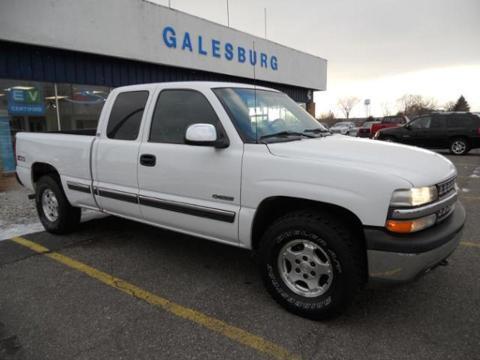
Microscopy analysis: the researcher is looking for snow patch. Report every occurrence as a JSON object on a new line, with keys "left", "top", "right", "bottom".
{"left": 0, "top": 210, "right": 107, "bottom": 241}
{"left": 0, "top": 222, "right": 44, "bottom": 241}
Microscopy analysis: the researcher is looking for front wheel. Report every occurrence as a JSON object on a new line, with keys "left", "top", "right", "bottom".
{"left": 35, "top": 175, "right": 81, "bottom": 234}
{"left": 258, "top": 210, "right": 365, "bottom": 320}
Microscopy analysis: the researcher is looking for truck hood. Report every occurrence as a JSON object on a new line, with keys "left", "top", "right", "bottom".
{"left": 267, "top": 135, "right": 457, "bottom": 186}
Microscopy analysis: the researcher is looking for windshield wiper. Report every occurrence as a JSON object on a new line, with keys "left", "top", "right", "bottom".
{"left": 303, "top": 128, "right": 330, "bottom": 134}
{"left": 259, "top": 131, "right": 315, "bottom": 140}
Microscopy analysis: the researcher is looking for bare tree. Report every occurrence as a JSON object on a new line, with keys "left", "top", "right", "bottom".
{"left": 444, "top": 101, "right": 456, "bottom": 112}
{"left": 381, "top": 101, "right": 392, "bottom": 116}
{"left": 397, "top": 94, "right": 437, "bottom": 117}
{"left": 337, "top": 97, "right": 359, "bottom": 119}
{"left": 318, "top": 111, "right": 336, "bottom": 126}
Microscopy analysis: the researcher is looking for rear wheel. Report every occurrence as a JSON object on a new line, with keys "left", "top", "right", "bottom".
{"left": 35, "top": 175, "right": 81, "bottom": 234}
{"left": 449, "top": 138, "right": 469, "bottom": 155}
{"left": 258, "top": 210, "right": 364, "bottom": 320}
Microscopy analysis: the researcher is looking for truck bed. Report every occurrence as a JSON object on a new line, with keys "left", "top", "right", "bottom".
{"left": 15, "top": 132, "right": 96, "bottom": 193}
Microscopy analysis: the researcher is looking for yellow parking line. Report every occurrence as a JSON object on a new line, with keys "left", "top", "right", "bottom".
{"left": 11, "top": 236, "right": 298, "bottom": 360}
{"left": 461, "top": 241, "right": 480, "bottom": 248}
{"left": 460, "top": 196, "right": 480, "bottom": 201}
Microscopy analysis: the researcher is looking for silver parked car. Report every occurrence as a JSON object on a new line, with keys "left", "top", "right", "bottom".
{"left": 329, "top": 121, "right": 356, "bottom": 135}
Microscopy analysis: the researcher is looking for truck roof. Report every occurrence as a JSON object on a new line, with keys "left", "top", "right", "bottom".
{"left": 113, "top": 81, "right": 279, "bottom": 93}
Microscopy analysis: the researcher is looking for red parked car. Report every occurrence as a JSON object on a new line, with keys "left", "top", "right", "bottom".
{"left": 371, "top": 116, "right": 409, "bottom": 136}
{"left": 357, "top": 120, "right": 380, "bottom": 138}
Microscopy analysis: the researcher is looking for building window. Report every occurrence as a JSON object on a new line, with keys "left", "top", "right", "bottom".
{"left": 0, "top": 79, "right": 112, "bottom": 174}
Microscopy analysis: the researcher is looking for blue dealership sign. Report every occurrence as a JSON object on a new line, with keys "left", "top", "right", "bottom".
{"left": 8, "top": 87, "right": 45, "bottom": 116}
{"left": 0, "top": 117, "right": 15, "bottom": 173}
{"left": 161, "top": 25, "right": 279, "bottom": 71}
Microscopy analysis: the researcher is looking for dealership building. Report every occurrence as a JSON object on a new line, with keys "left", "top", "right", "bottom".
{"left": 0, "top": 0, "right": 327, "bottom": 174}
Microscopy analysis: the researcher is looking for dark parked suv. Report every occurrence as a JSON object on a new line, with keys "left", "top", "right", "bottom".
{"left": 375, "top": 112, "right": 480, "bottom": 155}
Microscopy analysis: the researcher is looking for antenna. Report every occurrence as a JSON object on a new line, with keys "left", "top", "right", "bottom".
{"left": 253, "top": 40, "right": 258, "bottom": 143}
{"left": 264, "top": 8, "right": 267, "bottom": 38}
{"left": 168, "top": 0, "right": 171, "bottom": 8}
{"left": 226, "top": 0, "right": 230, "bottom": 27}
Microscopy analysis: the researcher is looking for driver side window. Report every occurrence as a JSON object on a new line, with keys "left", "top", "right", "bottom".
{"left": 410, "top": 116, "right": 431, "bottom": 129}
{"left": 149, "top": 89, "right": 220, "bottom": 144}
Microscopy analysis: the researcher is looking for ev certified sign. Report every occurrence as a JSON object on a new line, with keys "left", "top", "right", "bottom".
{"left": 0, "top": 0, "right": 327, "bottom": 90}
{"left": 7, "top": 88, "right": 45, "bottom": 116}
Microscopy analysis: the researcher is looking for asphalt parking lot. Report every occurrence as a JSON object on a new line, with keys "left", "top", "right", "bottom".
{"left": 0, "top": 151, "right": 479, "bottom": 360}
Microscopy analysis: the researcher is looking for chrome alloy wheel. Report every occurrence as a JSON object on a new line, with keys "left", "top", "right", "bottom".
{"left": 451, "top": 140, "right": 466, "bottom": 154}
{"left": 277, "top": 239, "right": 333, "bottom": 298}
{"left": 42, "top": 189, "right": 59, "bottom": 222}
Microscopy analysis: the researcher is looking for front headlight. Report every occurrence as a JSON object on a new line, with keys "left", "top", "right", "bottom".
{"left": 390, "top": 186, "right": 438, "bottom": 207}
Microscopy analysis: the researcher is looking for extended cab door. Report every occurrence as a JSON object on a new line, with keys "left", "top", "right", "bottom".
{"left": 137, "top": 87, "right": 243, "bottom": 244}
{"left": 92, "top": 88, "right": 152, "bottom": 219}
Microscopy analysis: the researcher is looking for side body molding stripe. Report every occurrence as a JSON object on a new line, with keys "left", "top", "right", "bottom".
{"left": 67, "top": 182, "right": 92, "bottom": 194}
{"left": 91, "top": 187, "right": 235, "bottom": 223}
{"left": 139, "top": 196, "right": 236, "bottom": 223}
{"left": 93, "top": 187, "right": 138, "bottom": 204}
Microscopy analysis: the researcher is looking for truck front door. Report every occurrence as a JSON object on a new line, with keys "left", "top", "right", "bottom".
{"left": 137, "top": 88, "right": 242, "bottom": 244}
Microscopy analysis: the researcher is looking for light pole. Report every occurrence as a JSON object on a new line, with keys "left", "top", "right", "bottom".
{"left": 364, "top": 99, "right": 371, "bottom": 117}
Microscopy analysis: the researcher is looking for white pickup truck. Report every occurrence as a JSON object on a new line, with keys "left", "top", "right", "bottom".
{"left": 16, "top": 82, "right": 465, "bottom": 319}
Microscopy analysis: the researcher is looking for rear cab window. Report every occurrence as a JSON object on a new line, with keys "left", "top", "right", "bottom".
{"left": 106, "top": 91, "right": 149, "bottom": 140}
{"left": 447, "top": 115, "right": 474, "bottom": 128}
{"left": 383, "top": 116, "right": 406, "bottom": 124}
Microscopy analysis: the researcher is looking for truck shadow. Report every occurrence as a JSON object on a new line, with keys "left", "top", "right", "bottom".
{"left": 24, "top": 214, "right": 465, "bottom": 332}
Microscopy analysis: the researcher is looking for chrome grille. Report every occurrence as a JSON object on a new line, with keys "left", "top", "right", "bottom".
{"left": 437, "top": 203, "right": 455, "bottom": 222}
{"left": 437, "top": 177, "right": 456, "bottom": 198}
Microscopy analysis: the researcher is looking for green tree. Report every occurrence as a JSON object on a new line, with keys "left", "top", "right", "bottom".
{"left": 452, "top": 95, "right": 470, "bottom": 112}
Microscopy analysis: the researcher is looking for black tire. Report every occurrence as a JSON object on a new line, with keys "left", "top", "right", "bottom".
{"left": 35, "top": 175, "right": 81, "bottom": 234}
{"left": 449, "top": 137, "right": 470, "bottom": 155}
{"left": 258, "top": 210, "right": 365, "bottom": 320}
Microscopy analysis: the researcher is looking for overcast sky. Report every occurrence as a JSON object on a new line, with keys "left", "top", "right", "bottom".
{"left": 150, "top": 0, "right": 480, "bottom": 117}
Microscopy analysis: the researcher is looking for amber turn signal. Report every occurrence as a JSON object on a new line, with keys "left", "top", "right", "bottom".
{"left": 386, "top": 214, "right": 437, "bottom": 233}
{"left": 386, "top": 220, "right": 415, "bottom": 233}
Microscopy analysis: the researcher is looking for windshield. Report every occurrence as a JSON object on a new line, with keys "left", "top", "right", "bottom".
{"left": 213, "top": 88, "right": 328, "bottom": 143}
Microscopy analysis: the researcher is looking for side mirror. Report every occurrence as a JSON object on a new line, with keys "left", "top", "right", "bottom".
{"left": 185, "top": 123, "right": 229, "bottom": 148}
{"left": 404, "top": 123, "right": 411, "bottom": 130}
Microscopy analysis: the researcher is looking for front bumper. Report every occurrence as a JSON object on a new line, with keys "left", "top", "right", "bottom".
{"left": 366, "top": 202, "right": 465, "bottom": 283}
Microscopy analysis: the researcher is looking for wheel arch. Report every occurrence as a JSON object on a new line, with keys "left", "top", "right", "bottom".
{"left": 251, "top": 196, "right": 365, "bottom": 251}
{"left": 449, "top": 135, "right": 470, "bottom": 145}
{"left": 31, "top": 162, "right": 61, "bottom": 188}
